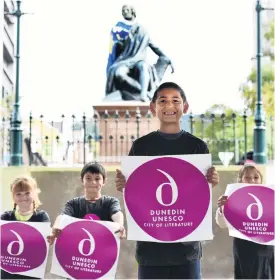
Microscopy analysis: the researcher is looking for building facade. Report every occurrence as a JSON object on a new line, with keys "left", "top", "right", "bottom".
{"left": 1, "top": 0, "right": 16, "bottom": 164}
{"left": 1, "top": 0, "right": 15, "bottom": 105}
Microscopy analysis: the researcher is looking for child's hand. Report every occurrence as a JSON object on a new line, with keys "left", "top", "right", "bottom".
{"left": 115, "top": 225, "right": 126, "bottom": 239}
{"left": 47, "top": 234, "right": 55, "bottom": 245}
{"left": 217, "top": 195, "right": 228, "bottom": 213}
{"left": 47, "top": 228, "right": 62, "bottom": 245}
{"left": 206, "top": 166, "right": 219, "bottom": 187}
{"left": 116, "top": 169, "right": 126, "bottom": 192}
{"left": 118, "top": 225, "right": 127, "bottom": 239}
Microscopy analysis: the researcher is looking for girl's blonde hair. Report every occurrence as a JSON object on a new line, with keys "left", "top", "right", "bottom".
{"left": 237, "top": 164, "right": 263, "bottom": 183}
{"left": 11, "top": 175, "right": 42, "bottom": 211}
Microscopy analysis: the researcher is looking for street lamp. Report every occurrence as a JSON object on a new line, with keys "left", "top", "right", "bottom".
{"left": 253, "top": 0, "right": 273, "bottom": 164}
{"left": 5, "top": 0, "right": 29, "bottom": 165}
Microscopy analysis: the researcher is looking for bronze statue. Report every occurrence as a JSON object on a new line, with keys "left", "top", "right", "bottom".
{"left": 106, "top": 5, "right": 136, "bottom": 75}
{"left": 105, "top": 6, "right": 174, "bottom": 102}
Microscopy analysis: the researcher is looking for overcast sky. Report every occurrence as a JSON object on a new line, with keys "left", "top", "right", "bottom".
{"left": 18, "top": 0, "right": 258, "bottom": 120}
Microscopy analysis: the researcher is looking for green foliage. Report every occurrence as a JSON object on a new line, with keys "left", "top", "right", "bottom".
{"left": 263, "top": 20, "right": 274, "bottom": 61}
{"left": 193, "top": 104, "right": 254, "bottom": 163}
{"left": 1, "top": 93, "right": 14, "bottom": 119}
{"left": 240, "top": 19, "right": 274, "bottom": 117}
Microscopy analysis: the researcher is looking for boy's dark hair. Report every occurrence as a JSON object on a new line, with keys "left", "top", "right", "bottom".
{"left": 151, "top": 82, "right": 187, "bottom": 103}
{"left": 81, "top": 162, "right": 106, "bottom": 181}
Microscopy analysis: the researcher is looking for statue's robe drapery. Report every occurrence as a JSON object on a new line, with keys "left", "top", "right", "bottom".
{"left": 106, "top": 20, "right": 134, "bottom": 76}
{"left": 106, "top": 24, "right": 160, "bottom": 98}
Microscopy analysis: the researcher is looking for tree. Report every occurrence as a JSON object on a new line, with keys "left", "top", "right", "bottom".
{"left": 241, "top": 65, "right": 274, "bottom": 116}
{"left": 263, "top": 20, "right": 274, "bottom": 61}
{"left": 240, "top": 19, "right": 274, "bottom": 117}
{"left": 0, "top": 92, "right": 14, "bottom": 163}
{"left": 193, "top": 104, "right": 254, "bottom": 164}
{"left": 1, "top": 92, "right": 14, "bottom": 120}
{"left": 192, "top": 20, "right": 275, "bottom": 164}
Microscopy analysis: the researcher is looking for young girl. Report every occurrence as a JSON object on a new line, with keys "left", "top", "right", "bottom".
{"left": 216, "top": 164, "right": 274, "bottom": 279}
{"left": 1, "top": 175, "right": 50, "bottom": 279}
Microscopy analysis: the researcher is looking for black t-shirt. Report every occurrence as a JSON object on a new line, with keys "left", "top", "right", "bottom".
{"left": 233, "top": 237, "right": 274, "bottom": 258}
{"left": 1, "top": 210, "right": 50, "bottom": 222}
{"left": 62, "top": 195, "right": 121, "bottom": 221}
{"left": 1, "top": 210, "right": 50, "bottom": 279}
{"left": 128, "top": 130, "right": 209, "bottom": 266}
{"left": 233, "top": 238, "right": 274, "bottom": 279}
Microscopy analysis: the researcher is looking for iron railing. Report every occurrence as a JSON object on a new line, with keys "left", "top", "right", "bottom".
{"left": 0, "top": 110, "right": 274, "bottom": 166}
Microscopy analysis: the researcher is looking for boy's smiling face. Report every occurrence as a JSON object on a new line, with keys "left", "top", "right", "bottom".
{"left": 150, "top": 88, "right": 189, "bottom": 124}
{"left": 83, "top": 172, "right": 105, "bottom": 198}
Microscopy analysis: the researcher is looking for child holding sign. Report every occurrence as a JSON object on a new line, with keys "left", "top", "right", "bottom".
{"left": 116, "top": 82, "right": 219, "bottom": 279}
{"left": 48, "top": 162, "right": 125, "bottom": 244}
{"left": 1, "top": 176, "right": 50, "bottom": 279}
{"left": 216, "top": 164, "right": 274, "bottom": 279}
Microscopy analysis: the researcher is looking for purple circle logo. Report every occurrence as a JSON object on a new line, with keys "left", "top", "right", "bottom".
{"left": 83, "top": 214, "right": 100, "bottom": 221}
{"left": 124, "top": 157, "right": 210, "bottom": 241}
{"left": 55, "top": 221, "right": 118, "bottom": 279}
{"left": 224, "top": 185, "right": 274, "bottom": 243}
{"left": 0, "top": 222, "right": 47, "bottom": 273}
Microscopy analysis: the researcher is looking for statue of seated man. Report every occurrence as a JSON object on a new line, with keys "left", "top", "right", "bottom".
{"left": 105, "top": 23, "right": 174, "bottom": 102}
{"left": 106, "top": 5, "right": 136, "bottom": 76}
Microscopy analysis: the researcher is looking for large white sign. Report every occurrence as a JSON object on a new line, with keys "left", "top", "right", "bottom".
{"left": 224, "top": 183, "right": 275, "bottom": 245}
{"left": 0, "top": 221, "right": 51, "bottom": 278}
{"left": 51, "top": 215, "right": 120, "bottom": 279}
{"left": 121, "top": 154, "right": 213, "bottom": 243}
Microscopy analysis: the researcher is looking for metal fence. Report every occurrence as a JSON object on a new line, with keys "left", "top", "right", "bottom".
{"left": 0, "top": 110, "right": 274, "bottom": 166}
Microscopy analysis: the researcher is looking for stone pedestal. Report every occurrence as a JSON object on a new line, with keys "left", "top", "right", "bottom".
{"left": 93, "top": 101, "right": 159, "bottom": 160}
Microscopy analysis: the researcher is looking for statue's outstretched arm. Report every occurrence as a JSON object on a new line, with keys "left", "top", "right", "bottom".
{"left": 148, "top": 40, "right": 167, "bottom": 57}
{"left": 149, "top": 41, "right": 174, "bottom": 74}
